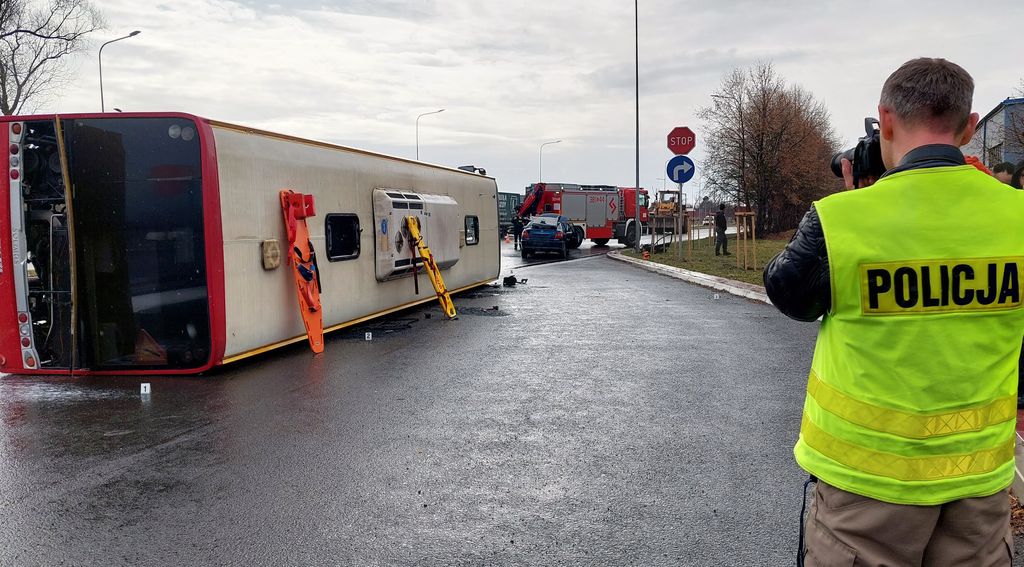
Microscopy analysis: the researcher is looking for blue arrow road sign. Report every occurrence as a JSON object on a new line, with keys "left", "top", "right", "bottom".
{"left": 666, "top": 155, "right": 696, "bottom": 184}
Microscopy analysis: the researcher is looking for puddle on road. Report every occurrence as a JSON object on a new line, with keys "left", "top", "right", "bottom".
{"left": 457, "top": 306, "right": 508, "bottom": 317}
{"left": 335, "top": 317, "right": 421, "bottom": 340}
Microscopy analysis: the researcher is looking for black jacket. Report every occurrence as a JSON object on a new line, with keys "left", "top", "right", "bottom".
{"left": 763, "top": 207, "right": 830, "bottom": 321}
{"left": 763, "top": 144, "right": 966, "bottom": 322}
{"left": 714, "top": 211, "right": 726, "bottom": 231}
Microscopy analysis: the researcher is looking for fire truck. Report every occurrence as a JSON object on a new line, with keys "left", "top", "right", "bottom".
{"left": 517, "top": 183, "right": 649, "bottom": 247}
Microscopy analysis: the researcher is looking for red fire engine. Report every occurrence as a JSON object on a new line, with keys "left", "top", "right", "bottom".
{"left": 517, "top": 183, "right": 649, "bottom": 247}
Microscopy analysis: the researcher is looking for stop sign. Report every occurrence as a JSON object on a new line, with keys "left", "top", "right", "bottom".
{"left": 667, "top": 126, "right": 696, "bottom": 155}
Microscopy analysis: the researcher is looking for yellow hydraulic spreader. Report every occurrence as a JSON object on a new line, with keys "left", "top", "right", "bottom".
{"left": 405, "top": 216, "right": 457, "bottom": 319}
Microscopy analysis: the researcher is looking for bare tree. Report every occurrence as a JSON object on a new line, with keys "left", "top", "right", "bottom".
{"left": 698, "top": 62, "right": 840, "bottom": 235}
{"left": 0, "top": 0, "right": 103, "bottom": 115}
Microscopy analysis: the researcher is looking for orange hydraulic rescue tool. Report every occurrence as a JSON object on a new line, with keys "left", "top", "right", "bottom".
{"left": 280, "top": 189, "right": 325, "bottom": 353}
{"left": 405, "top": 216, "right": 457, "bottom": 319}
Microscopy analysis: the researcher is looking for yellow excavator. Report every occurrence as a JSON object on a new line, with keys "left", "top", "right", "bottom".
{"left": 650, "top": 190, "right": 686, "bottom": 234}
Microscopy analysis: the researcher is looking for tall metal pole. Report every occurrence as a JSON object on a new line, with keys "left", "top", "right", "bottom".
{"left": 415, "top": 109, "right": 445, "bottom": 160}
{"left": 539, "top": 140, "right": 561, "bottom": 182}
{"left": 634, "top": 0, "right": 641, "bottom": 252}
{"left": 98, "top": 31, "right": 141, "bottom": 112}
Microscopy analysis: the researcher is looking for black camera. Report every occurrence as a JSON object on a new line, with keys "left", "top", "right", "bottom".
{"left": 830, "top": 118, "right": 886, "bottom": 187}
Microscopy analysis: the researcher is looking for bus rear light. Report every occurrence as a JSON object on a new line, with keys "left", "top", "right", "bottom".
{"left": 11, "top": 123, "right": 21, "bottom": 135}
{"left": 9, "top": 144, "right": 18, "bottom": 155}
{"left": 10, "top": 169, "right": 19, "bottom": 180}
{"left": 24, "top": 354, "right": 35, "bottom": 368}
{"left": 20, "top": 337, "right": 30, "bottom": 348}
{"left": 17, "top": 312, "right": 28, "bottom": 323}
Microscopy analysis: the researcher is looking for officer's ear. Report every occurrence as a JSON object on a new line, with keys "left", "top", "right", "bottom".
{"left": 956, "top": 112, "right": 980, "bottom": 147}
{"left": 878, "top": 104, "right": 896, "bottom": 141}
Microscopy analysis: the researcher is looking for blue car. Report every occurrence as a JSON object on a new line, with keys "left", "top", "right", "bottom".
{"left": 521, "top": 215, "right": 571, "bottom": 259}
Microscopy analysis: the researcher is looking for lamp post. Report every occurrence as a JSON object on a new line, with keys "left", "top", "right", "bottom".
{"left": 415, "top": 109, "right": 445, "bottom": 160}
{"left": 99, "top": 30, "right": 141, "bottom": 112}
{"left": 539, "top": 140, "right": 561, "bottom": 182}
{"left": 633, "top": 0, "right": 641, "bottom": 252}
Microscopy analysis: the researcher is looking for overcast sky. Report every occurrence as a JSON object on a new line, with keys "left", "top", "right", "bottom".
{"left": 44, "top": 0, "right": 1024, "bottom": 199}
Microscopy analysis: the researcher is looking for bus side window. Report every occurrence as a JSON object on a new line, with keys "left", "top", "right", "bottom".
{"left": 325, "top": 214, "right": 360, "bottom": 261}
{"left": 465, "top": 216, "right": 479, "bottom": 245}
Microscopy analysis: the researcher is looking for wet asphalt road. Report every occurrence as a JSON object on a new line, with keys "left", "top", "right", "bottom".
{"left": 0, "top": 256, "right": 823, "bottom": 565}
{"left": 500, "top": 239, "right": 623, "bottom": 271}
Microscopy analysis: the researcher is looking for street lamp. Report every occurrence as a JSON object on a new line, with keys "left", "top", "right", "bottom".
{"left": 99, "top": 30, "right": 141, "bottom": 112}
{"left": 415, "top": 109, "right": 445, "bottom": 160}
{"left": 538, "top": 140, "right": 561, "bottom": 182}
{"left": 633, "top": 0, "right": 641, "bottom": 252}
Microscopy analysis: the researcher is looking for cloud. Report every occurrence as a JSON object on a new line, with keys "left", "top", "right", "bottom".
{"left": 42, "top": 0, "right": 1024, "bottom": 197}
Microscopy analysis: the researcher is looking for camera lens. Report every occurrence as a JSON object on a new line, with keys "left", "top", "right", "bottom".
{"left": 830, "top": 149, "right": 855, "bottom": 178}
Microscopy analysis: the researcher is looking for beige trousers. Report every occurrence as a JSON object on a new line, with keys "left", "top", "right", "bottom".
{"left": 803, "top": 481, "right": 1013, "bottom": 567}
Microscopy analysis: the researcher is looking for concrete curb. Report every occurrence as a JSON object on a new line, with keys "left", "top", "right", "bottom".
{"left": 607, "top": 250, "right": 771, "bottom": 305}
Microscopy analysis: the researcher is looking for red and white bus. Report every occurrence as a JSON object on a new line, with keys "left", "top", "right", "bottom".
{"left": 1, "top": 112, "right": 500, "bottom": 376}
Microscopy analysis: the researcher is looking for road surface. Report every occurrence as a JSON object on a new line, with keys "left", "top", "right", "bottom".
{"left": 3, "top": 256, "right": 1006, "bottom": 565}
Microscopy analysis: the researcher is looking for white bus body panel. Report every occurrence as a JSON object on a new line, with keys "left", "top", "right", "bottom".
{"left": 211, "top": 125, "right": 499, "bottom": 360}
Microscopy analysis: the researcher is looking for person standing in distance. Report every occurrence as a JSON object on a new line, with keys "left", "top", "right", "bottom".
{"left": 714, "top": 204, "right": 729, "bottom": 256}
{"left": 764, "top": 58, "right": 1024, "bottom": 566}
{"left": 511, "top": 216, "right": 524, "bottom": 250}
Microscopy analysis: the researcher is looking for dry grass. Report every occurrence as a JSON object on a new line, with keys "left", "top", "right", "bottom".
{"left": 624, "top": 234, "right": 790, "bottom": 287}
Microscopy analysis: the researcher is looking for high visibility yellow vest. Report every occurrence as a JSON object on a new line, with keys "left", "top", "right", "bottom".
{"left": 795, "top": 164, "right": 1024, "bottom": 505}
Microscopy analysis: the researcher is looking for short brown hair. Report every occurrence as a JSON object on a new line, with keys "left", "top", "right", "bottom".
{"left": 880, "top": 58, "right": 974, "bottom": 134}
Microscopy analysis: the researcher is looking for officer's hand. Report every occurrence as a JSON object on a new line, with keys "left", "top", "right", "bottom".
{"left": 841, "top": 158, "right": 877, "bottom": 189}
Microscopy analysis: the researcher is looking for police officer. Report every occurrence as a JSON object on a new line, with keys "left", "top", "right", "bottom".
{"left": 765, "top": 58, "right": 1024, "bottom": 566}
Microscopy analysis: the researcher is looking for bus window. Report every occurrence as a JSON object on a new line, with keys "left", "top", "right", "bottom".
{"left": 465, "top": 216, "right": 479, "bottom": 245}
{"left": 63, "top": 117, "right": 210, "bottom": 370}
{"left": 325, "top": 213, "right": 360, "bottom": 261}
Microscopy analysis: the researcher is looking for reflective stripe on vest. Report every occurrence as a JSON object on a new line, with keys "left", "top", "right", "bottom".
{"left": 801, "top": 415, "right": 1015, "bottom": 482}
{"left": 806, "top": 370, "right": 1017, "bottom": 439}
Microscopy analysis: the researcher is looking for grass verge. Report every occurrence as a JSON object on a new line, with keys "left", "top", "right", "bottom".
{"left": 622, "top": 234, "right": 789, "bottom": 287}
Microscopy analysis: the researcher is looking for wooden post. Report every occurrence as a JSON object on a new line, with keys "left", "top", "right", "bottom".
{"left": 733, "top": 211, "right": 756, "bottom": 270}
{"left": 676, "top": 208, "right": 682, "bottom": 260}
{"left": 751, "top": 214, "right": 758, "bottom": 272}
{"left": 736, "top": 213, "right": 742, "bottom": 269}
{"left": 688, "top": 212, "right": 694, "bottom": 260}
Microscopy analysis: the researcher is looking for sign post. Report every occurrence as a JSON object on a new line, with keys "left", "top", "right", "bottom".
{"left": 666, "top": 126, "right": 696, "bottom": 259}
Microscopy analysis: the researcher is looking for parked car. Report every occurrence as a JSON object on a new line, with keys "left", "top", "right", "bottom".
{"left": 521, "top": 215, "right": 571, "bottom": 259}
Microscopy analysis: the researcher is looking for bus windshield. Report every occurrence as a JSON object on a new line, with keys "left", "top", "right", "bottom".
{"left": 63, "top": 117, "right": 210, "bottom": 370}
